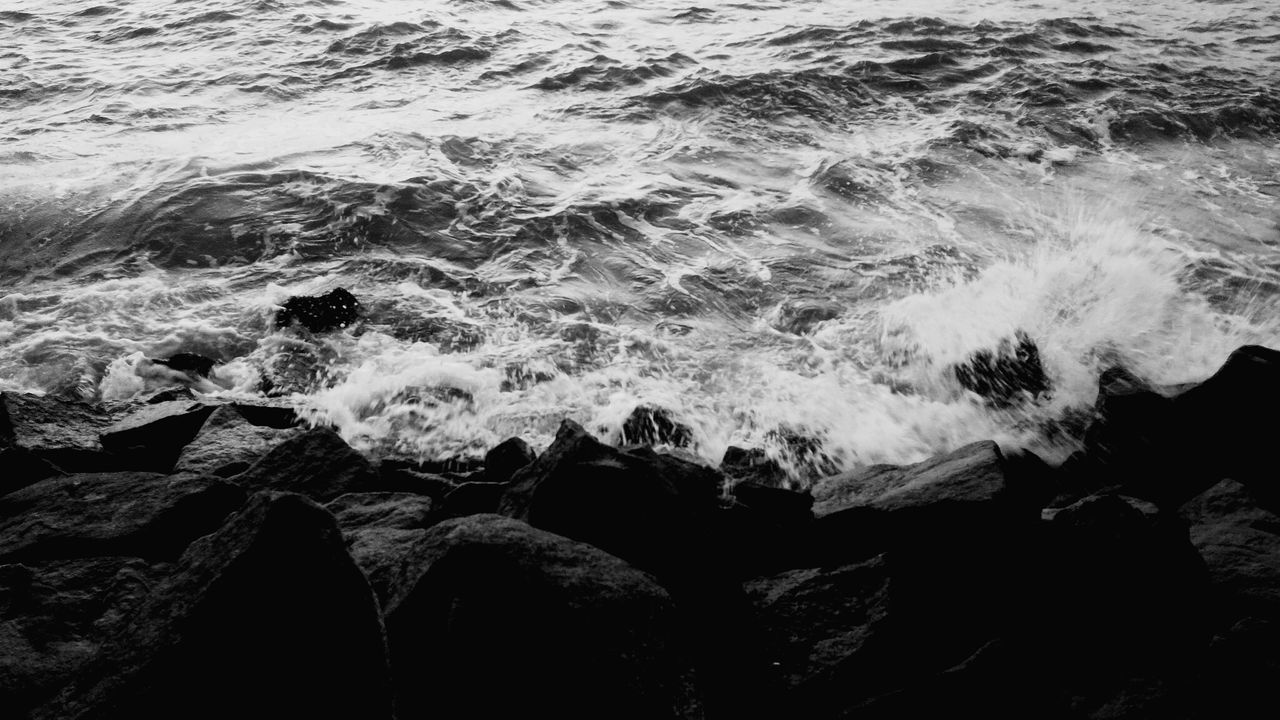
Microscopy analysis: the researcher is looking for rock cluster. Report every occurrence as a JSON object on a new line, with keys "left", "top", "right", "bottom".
{"left": 2, "top": 345, "right": 1278, "bottom": 719}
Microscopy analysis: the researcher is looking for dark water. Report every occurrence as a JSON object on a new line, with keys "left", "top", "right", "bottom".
{"left": 2, "top": 0, "right": 1279, "bottom": 476}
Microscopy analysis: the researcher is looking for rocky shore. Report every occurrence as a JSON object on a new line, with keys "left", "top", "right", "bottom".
{"left": 2, "top": 345, "right": 1278, "bottom": 719}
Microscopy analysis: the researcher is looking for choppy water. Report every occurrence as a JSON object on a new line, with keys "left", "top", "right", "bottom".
{"left": 2, "top": 0, "right": 1279, "bottom": 477}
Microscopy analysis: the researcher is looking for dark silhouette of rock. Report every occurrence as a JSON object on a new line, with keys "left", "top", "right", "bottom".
{"left": 764, "top": 425, "right": 838, "bottom": 482}
{"left": 375, "top": 462, "right": 459, "bottom": 500}
{"left": 275, "top": 288, "right": 360, "bottom": 333}
{"left": 234, "top": 428, "right": 379, "bottom": 502}
{"left": 325, "top": 492, "right": 439, "bottom": 604}
{"left": 481, "top": 436, "right": 536, "bottom": 483}
{"left": 621, "top": 405, "right": 694, "bottom": 448}
{"left": 720, "top": 446, "right": 787, "bottom": 488}
{"left": 442, "top": 481, "right": 507, "bottom": 517}
{"left": 174, "top": 406, "right": 297, "bottom": 477}
{"left": 228, "top": 402, "right": 303, "bottom": 429}
{"left": 0, "top": 393, "right": 114, "bottom": 472}
{"left": 0, "top": 472, "right": 246, "bottom": 563}
{"left": 32, "top": 492, "right": 394, "bottom": 720}
{"left": 715, "top": 483, "right": 815, "bottom": 579}
{"left": 150, "top": 353, "right": 217, "bottom": 378}
{"left": 497, "top": 419, "right": 722, "bottom": 582}
{"left": 0, "top": 446, "right": 65, "bottom": 497}
{"left": 99, "top": 401, "right": 216, "bottom": 472}
{"left": 730, "top": 481, "right": 813, "bottom": 527}
{"left": 0, "top": 557, "right": 162, "bottom": 716}
{"left": 142, "top": 387, "right": 196, "bottom": 404}
{"left": 952, "top": 330, "right": 1049, "bottom": 406}
{"left": 377, "top": 514, "right": 703, "bottom": 720}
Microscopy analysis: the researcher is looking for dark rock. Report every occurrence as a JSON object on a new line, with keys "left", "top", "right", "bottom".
{"left": 98, "top": 401, "right": 216, "bottom": 472}
{"left": 952, "top": 330, "right": 1049, "bottom": 406}
{"left": 377, "top": 514, "right": 703, "bottom": 720}
{"left": 234, "top": 428, "right": 380, "bottom": 502}
{"left": 0, "top": 446, "right": 65, "bottom": 497}
{"left": 325, "top": 492, "right": 439, "bottom": 604}
{"left": 228, "top": 402, "right": 302, "bottom": 429}
{"left": 32, "top": 492, "right": 394, "bottom": 720}
{"left": 142, "top": 387, "right": 195, "bottom": 404}
{"left": 150, "top": 353, "right": 217, "bottom": 378}
{"left": 772, "top": 299, "right": 840, "bottom": 335}
{"left": 720, "top": 446, "right": 787, "bottom": 489}
{"left": 0, "top": 393, "right": 114, "bottom": 472}
{"left": 730, "top": 481, "right": 813, "bottom": 527}
{"left": 482, "top": 436, "right": 536, "bottom": 483}
{"left": 442, "top": 481, "right": 507, "bottom": 517}
{"left": 764, "top": 425, "right": 838, "bottom": 482}
{"left": 174, "top": 406, "right": 297, "bottom": 477}
{"left": 621, "top": 405, "right": 694, "bottom": 448}
{"left": 0, "top": 557, "right": 162, "bottom": 716}
{"left": 275, "top": 287, "right": 361, "bottom": 333}
{"left": 375, "top": 463, "right": 458, "bottom": 500}
{"left": 0, "top": 472, "right": 246, "bottom": 563}
{"left": 497, "top": 419, "right": 722, "bottom": 582}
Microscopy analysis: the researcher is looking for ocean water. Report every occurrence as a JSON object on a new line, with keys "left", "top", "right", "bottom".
{"left": 2, "top": 0, "right": 1278, "bottom": 478}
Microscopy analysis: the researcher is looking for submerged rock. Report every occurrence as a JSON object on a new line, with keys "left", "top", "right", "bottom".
{"left": 951, "top": 330, "right": 1049, "bottom": 406}
{"left": 32, "top": 492, "right": 394, "bottom": 720}
{"left": 275, "top": 287, "right": 360, "bottom": 333}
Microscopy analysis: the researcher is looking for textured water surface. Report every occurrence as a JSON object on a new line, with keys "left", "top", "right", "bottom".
{"left": 2, "top": 0, "right": 1279, "bottom": 475}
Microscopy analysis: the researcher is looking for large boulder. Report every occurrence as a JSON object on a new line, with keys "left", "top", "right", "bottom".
{"left": 32, "top": 492, "right": 394, "bottom": 720}
{"left": 0, "top": 393, "right": 113, "bottom": 472}
{"left": 324, "top": 492, "right": 439, "bottom": 604}
{"left": 275, "top": 288, "right": 360, "bottom": 333}
{"left": 496, "top": 419, "right": 722, "bottom": 584}
{"left": 233, "top": 428, "right": 380, "bottom": 502}
{"left": 951, "top": 330, "right": 1049, "bottom": 406}
{"left": 174, "top": 406, "right": 297, "bottom": 477}
{"left": 0, "top": 447, "right": 64, "bottom": 497}
{"left": 98, "top": 401, "right": 216, "bottom": 472}
{"left": 620, "top": 405, "right": 694, "bottom": 448}
{"left": 376, "top": 514, "right": 704, "bottom": 720}
{"left": 481, "top": 436, "right": 536, "bottom": 484}
{"left": 0, "top": 473, "right": 246, "bottom": 563}
{"left": 0, "top": 557, "right": 161, "bottom": 716}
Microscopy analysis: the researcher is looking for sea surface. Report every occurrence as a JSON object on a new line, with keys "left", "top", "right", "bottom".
{"left": 2, "top": 0, "right": 1278, "bottom": 477}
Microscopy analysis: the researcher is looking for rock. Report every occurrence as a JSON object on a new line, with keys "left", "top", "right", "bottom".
{"left": 730, "top": 481, "right": 813, "bottom": 527}
{"left": 497, "top": 419, "right": 722, "bottom": 583}
{"left": 375, "top": 462, "right": 458, "bottom": 500}
{"left": 442, "top": 481, "right": 507, "bottom": 517}
{"left": 325, "top": 492, "right": 439, "bottom": 604}
{"left": 951, "top": 330, "right": 1049, "bottom": 406}
{"left": 275, "top": 287, "right": 360, "bottom": 333}
{"left": 141, "top": 387, "right": 196, "bottom": 404}
{"left": 0, "top": 446, "right": 65, "bottom": 497}
{"left": 377, "top": 514, "right": 703, "bottom": 720}
{"left": 98, "top": 401, "right": 216, "bottom": 472}
{"left": 234, "top": 428, "right": 380, "bottom": 502}
{"left": 1182, "top": 479, "right": 1280, "bottom": 623}
{"left": 771, "top": 299, "right": 840, "bottom": 335}
{"left": 720, "top": 446, "right": 787, "bottom": 489}
{"left": 482, "top": 436, "right": 536, "bottom": 483}
{"left": 228, "top": 402, "right": 302, "bottom": 429}
{"left": 621, "top": 405, "right": 694, "bottom": 448}
{"left": 32, "top": 492, "right": 394, "bottom": 720}
{"left": 174, "top": 406, "right": 297, "bottom": 477}
{"left": 150, "top": 353, "right": 217, "bottom": 378}
{"left": 0, "top": 557, "right": 161, "bottom": 715}
{"left": 0, "top": 472, "right": 246, "bottom": 563}
{"left": 0, "top": 393, "right": 114, "bottom": 472}
{"left": 764, "top": 425, "right": 838, "bottom": 482}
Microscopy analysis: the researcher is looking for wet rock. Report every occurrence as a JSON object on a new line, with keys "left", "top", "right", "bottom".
{"left": 141, "top": 387, "right": 196, "bottom": 404}
{"left": 275, "top": 287, "right": 360, "bottom": 333}
{"left": 234, "top": 428, "right": 380, "bottom": 503}
{"left": 952, "top": 330, "right": 1049, "bottom": 406}
{"left": 228, "top": 402, "right": 302, "bottom": 429}
{"left": 99, "top": 401, "right": 216, "bottom": 472}
{"left": 32, "top": 492, "right": 394, "bottom": 720}
{"left": 482, "top": 436, "right": 536, "bottom": 483}
{"left": 174, "top": 406, "right": 297, "bottom": 477}
{"left": 716, "top": 483, "right": 815, "bottom": 579}
{"left": 0, "top": 557, "right": 162, "bottom": 716}
{"left": 497, "top": 419, "right": 722, "bottom": 583}
{"left": 150, "top": 353, "right": 217, "bottom": 378}
{"left": 720, "top": 446, "right": 788, "bottom": 489}
{"left": 730, "top": 481, "right": 814, "bottom": 527}
{"left": 377, "top": 514, "right": 703, "bottom": 720}
{"left": 621, "top": 405, "right": 694, "bottom": 448}
{"left": 0, "top": 446, "right": 65, "bottom": 497}
{"left": 771, "top": 299, "right": 841, "bottom": 335}
{"left": 375, "top": 462, "right": 458, "bottom": 501}
{"left": 325, "top": 492, "right": 439, "bottom": 604}
{"left": 442, "top": 481, "right": 507, "bottom": 517}
{"left": 0, "top": 393, "right": 114, "bottom": 472}
{"left": 0, "top": 472, "right": 246, "bottom": 563}
{"left": 764, "top": 425, "right": 838, "bottom": 482}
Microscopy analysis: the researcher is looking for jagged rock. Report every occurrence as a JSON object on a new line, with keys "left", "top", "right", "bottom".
{"left": 174, "top": 406, "right": 297, "bottom": 477}
{"left": 730, "top": 481, "right": 814, "bottom": 527}
{"left": 375, "top": 462, "right": 458, "bottom": 501}
{"left": 377, "top": 514, "right": 703, "bottom": 720}
{"left": 771, "top": 299, "right": 840, "bottom": 335}
{"left": 952, "top": 330, "right": 1049, "bottom": 406}
{"left": 227, "top": 403, "right": 302, "bottom": 429}
{"left": 325, "top": 492, "right": 439, "bottom": 604}
{"left": 764, "top": 425, "right": 838, "bottom": 482}
{"left": 482, "top": 436, "right": 536, "bottom": 484}
{"left": 720, "top": 446, "right": 787, "bottom": 489}
{"left": 442, "top": 481, "right": 507, "bottom": 517}
{"left": 0, "top": 472, "right": 246, "bottom": 563}
{"left": 0, "top": 393, "right": 114, "bottom": 472}
{"left": 32, "top": 492, "right": 394, "bottom": 720}
{"left": 715, "top": 484, "right": 815, "bottom": 579}
{"left": 141, "top": 387, "right": 196, "bottom": 404}
{"left": 497, "top": 420, "right": 722, "bottom": 582}
{"left": 99, "top": 401, "right": 216, "bottom": 472}
{"left": 0, "top": 446, "right": 65, "bottom": 497}
{"left": 234, "top": 428, "right": 380, "bottom": 502}
{"left": 621, "top": 405, "right": 694, "bottom": 448}
{"left": 150, "top": 353, "right": 217, "bottom": 378}
{"left": 275, "top": 288, "right": 360, "bottom": 333}
{"left": 0, "top": 557, "right": 162, "bottom": 715}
